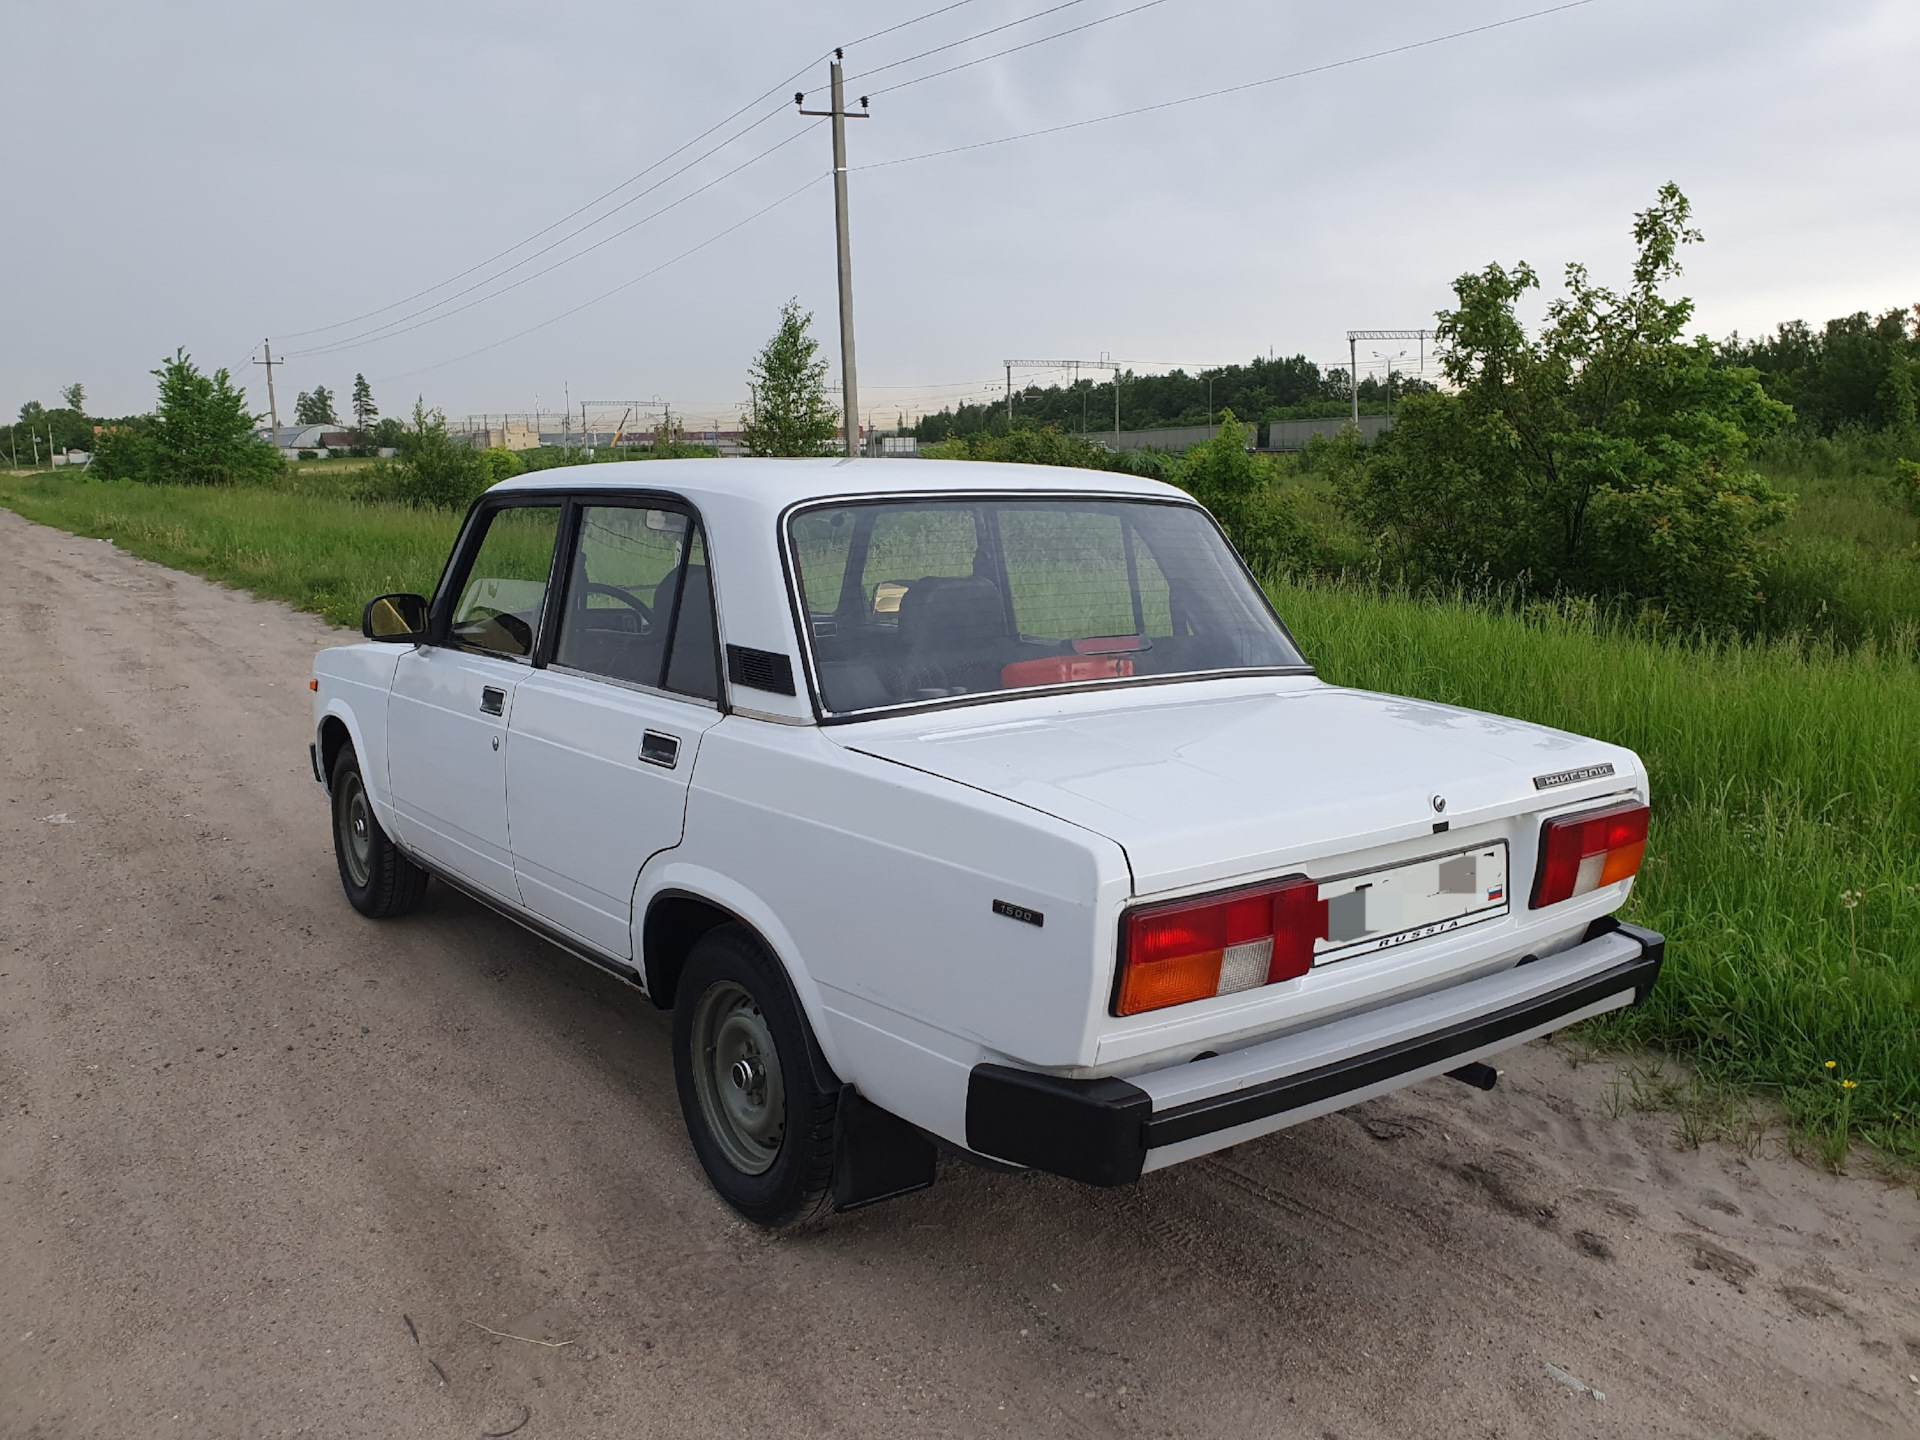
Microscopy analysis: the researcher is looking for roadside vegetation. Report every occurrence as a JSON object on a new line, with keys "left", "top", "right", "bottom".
{"left": 3, "top": 189, "right": 1915, "bottom": 1170}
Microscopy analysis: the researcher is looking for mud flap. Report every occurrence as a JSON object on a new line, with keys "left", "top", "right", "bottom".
{"left": 831, "top": 1088, "right": 937, "bottom": 1212}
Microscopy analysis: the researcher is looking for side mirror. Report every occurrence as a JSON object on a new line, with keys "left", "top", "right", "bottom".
{"left": 363, "top": 593, "right": 430, "bottom": 642}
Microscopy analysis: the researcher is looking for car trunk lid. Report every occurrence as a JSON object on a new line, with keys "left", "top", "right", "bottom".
{"left": 837, "top": 679, "right": 1638, "bottom": 896}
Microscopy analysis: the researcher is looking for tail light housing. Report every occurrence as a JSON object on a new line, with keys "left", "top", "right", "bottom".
{"left": 1530, "top": 801, "right": 1649, "bottom": 909}
{"left": 1115, "top": 877, "right": 1328, "bottom": 1016}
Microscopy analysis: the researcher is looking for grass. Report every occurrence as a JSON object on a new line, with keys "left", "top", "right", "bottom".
{"left": 1277, "top": 575, "right": 1920, "bottom": 1168}
{"left": 2, "top": 470, "right": 1916, "bottom": 1169}
{"left": 0, "top": 474, "right": 460, "bottom": 627}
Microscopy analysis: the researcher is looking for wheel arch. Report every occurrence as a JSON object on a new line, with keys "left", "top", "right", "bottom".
{"left": 636, "top": 867, "right": 847, "bottom": 1079}
{"left": 316, "top": 699, "right": 393, "bottom": 824}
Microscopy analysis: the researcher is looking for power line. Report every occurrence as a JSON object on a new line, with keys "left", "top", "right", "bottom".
{"left": 864, "top": 0, "right": 1177, "bottom": 101}
{"left": 289, "top": 126, "right": 815, "bottom": 359}
{"left": 829, "top": 0, "right": 1096, "bottom": 93}
{"left": 274, "top": 0, "right": 998, "bottom": 345}
{"left": 857, "top": 0, "right": 1600, "bottom": 172}
{"left": 372, "top": 173, "right": 829, "bottom": 387}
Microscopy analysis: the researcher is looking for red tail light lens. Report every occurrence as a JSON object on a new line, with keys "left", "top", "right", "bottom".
{"left": 1530, "top": 801, "right": 1649, "bottom": 909}
{"left": 1116, "top": 877, "right": 1329, "bottom": 1016}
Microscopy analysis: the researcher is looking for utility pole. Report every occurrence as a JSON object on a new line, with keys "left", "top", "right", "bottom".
{"left": 1348, "top": 334, "right": 1359, "bottom": 428}
{"left": 255, "top": 339, "right": 283, "bottom": 441}
{"left": 798, "top": 53, "right": 869, "bottom": 457}
{"left": 1005, "top": 364, "right": 1012, "bottom": 427}
{"left": 1005, "top": 357, "right": 1120, "bottom": 444}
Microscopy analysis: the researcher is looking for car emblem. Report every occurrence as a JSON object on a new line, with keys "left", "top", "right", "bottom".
{"left": 1532, "top": 762, "right": 1615, "bottom": 790}
{"left": 1430, "top": 794, "right": 1447, "bottom": 814}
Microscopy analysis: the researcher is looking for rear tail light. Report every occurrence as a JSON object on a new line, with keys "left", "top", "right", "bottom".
{"left": 1116, "top": 877, "right": 1328, "bottom": 1016}
{"left": 1530, "top": 801, "right": 1649, "bottom": 909}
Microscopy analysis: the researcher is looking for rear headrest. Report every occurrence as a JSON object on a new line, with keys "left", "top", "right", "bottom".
{"left": 900, "top": 576, "right": 1005, "bottom": 649}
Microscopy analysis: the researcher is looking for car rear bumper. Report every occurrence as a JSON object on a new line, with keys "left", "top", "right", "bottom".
{"left": 964, "top": 919, "right": 1664, "bottom": 1186}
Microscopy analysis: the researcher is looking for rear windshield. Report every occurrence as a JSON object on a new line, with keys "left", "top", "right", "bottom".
{"left": 787, "top": 496, "right": 1306, "bottom": 716}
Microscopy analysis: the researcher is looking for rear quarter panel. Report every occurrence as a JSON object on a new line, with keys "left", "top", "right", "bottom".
{"left": 660, "top": 717, "right": 1131, "bottom": 1142}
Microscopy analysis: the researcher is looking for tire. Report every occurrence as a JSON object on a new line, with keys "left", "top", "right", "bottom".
{"left": 330, "top": 746, "right": 429, "bottom": 918}
{"left": 672, "top": 925, "right": 840, "bottom": 1228}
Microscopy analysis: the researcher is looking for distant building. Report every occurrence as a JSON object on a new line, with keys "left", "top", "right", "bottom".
{"left": 259, "top": 423, "right": 356, "bottom": 455}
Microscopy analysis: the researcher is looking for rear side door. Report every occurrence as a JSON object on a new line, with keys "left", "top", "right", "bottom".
{"left": 505, "top": 500, "right": 725, "bottom": 959}
{"left": 386, "top": 499, "right": 563, "bottom": 902}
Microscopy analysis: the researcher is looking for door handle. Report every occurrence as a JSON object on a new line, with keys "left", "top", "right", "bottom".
{"left": 480, "top": 686, "right": 506, "bottom": 716}
{"left": 640, "top": 730, "right": 681, "bottom": 769}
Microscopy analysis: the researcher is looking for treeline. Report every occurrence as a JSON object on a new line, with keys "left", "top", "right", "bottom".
{"left": 915, "top": 356, "right": 1431, "bottom": 442}
{"left": 942, "top": 187, "right": 1920, "bottom": 643}
{"left": 1718, "top": 306, "right": 1919, "bottom": 434}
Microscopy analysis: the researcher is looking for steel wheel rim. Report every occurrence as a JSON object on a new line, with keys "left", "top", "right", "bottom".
{"left": 337, "top": 773, "right": 373, "bottom": 888}
{"left": 690, "top": 980, "right": 785, "bottom": 1176}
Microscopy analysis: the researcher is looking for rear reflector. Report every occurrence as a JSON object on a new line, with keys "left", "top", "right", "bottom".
{"left": 1116, "top": 876, "right": 1328, "bottom": 1016}
{"left": 1530, "top": 801, "right": 1649, "bottom": 909}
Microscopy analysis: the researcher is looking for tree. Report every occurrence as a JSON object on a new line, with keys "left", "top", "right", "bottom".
{"left": 1336, "top": 184, "right": 1793, "bottom": 629}
{"left": 352, "top": 374, "right": 378, "bottom": 430}
{"left": 295, "top": 385, "right": 338, "bottom": 426}
{"left": 741, "top": 300, "right": 838, "bottom": 457}
{"left": 93, "top": 349, "right": 281, "bottom": 485}
{"left": 61, "top": 382, "right": 85, "bottom": 414}
{"left": 1173, "top": 412, "right": 1315, "bottom": 576}
{"left": 390, "top": 398, "right": 486, "bottom": 509}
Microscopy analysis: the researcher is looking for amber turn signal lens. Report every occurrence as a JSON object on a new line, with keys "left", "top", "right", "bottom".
{"left": 1115, "top": 948, "right": 1224, "bottom": 1016}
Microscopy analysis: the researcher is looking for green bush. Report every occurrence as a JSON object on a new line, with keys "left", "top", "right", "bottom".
{"left": 390, "top": 401, "right": 486, "bottom": 510}
{"left": 478, "top": 446, "right": 527, "bottom": 486}
{"left": 1171, "top": 413, "right": 1317, "bottom": 576}
{"left": 1893, "top": 459, "right": 1920, "bottom": 517}
{"left": 92, "top": 350, "right": 282, "bottom": 487}
{"left": 1335, "top": 187, "right": 1794, "bottom": 630}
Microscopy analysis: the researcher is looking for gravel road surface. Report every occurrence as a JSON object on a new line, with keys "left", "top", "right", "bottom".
{"left": 3, "top": 508, "right": 1917, "bottom": 1439}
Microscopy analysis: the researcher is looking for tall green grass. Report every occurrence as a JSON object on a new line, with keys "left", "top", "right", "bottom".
{"left": 1275, "top": 576, "right": 1920, "bottom": 1162}
{"left": 3, "top": 474, "right": 1914, "bottom": 1163}
{"left": 0, "top": 475, "right": 461, "bottom": 627}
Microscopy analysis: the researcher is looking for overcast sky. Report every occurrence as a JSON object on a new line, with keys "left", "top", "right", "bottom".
{"left": 5, "top": 0, "right": 1916, "bottom": 428}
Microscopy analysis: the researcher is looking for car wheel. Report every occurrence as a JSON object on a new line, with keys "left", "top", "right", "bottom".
{"left": 330, "top": 746, "right": 428, "bottom": 918}
{"left": 672, "top": 925, "right": 839, "bottom": 1227}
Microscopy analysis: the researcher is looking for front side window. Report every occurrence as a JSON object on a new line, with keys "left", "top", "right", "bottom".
{"left": 449, "top": 504, "right": 562, "bottom": 658}
{"left": 552, "top": 505, "right": 718, "bottom": 699}
{"left": 788, "top": 497, "right": 1305, "bottom": 715}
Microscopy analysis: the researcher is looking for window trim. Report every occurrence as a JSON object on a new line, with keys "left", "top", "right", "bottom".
{"left": 439, "top": 486, "right": 728, "bottom": 711}
{"left": 432, "top": 492, "right": 570, "bottom": 666}
{"left": 778, "top": 489, "right": 1315, "bottom": 726}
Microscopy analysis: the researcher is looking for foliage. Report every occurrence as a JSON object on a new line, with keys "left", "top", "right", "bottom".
{"left": 1169, "top": 412, "right": 1316, "bottom": 576}
{"left": 294, "top": 385, "right": 338, "bottom": 426}
{"left": 7, "top": 402, "right": 95, "bottom": 464}
{"left": 1277, "top": 572, "right": 1920, "bottom": 1167}
{"left": 60, "top": 382, "right": 85, "bottom": 413}
{"left": 1335, "top": 185, "right": 1794, "bottom": 630}
{"left": 1893, "top": 459, "right": 1920, "bottom": 517}
{"left": 741, "top": 300, "right": 839, "bottom": 457}
{"left": 92, "top": 350, "right": 281, "bottom": 486}
{"left": 369, "top": 417, "right": 404, "bottom": 449}
{"left": 1720, "top": 304, "right": 1920, "bottom": 435}
{"left": 478, "top": 446, "right": 526, "bottom": 486}
{"left": 351, "top": 374, "right": 378, "bottom": 429}
{"left": 385, "top": 399, "right": 486, "bottom": 509}
{"left": 915, "top": 354, "right": 1430, "bottom": 443}
{"left": 922, "top": 425, "right": 1141, "bottom": 472}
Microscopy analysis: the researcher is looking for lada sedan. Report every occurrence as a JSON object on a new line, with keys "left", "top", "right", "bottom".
{"left": 311, "top": 459, "right": 1662, "bottom": 1226}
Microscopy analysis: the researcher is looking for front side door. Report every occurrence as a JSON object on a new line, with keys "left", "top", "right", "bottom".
{"left": 506, "top": 503, "right": 724, "bottom": 959}
{"left": 387, "top": 500, "right": 563, "bottom": 902}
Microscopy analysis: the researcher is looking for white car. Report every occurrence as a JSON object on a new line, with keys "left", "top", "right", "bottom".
{"left": 312, "top": 460, "right": 1662, "bottom": 1226}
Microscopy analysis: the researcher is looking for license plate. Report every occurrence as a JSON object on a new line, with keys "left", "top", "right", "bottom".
{"left": 1314, "top": 841, "right": 1510, "bottom": 965}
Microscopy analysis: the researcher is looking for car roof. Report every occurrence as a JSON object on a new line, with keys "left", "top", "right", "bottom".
{"left": 488, "top": 456, "right": 1190, "bottom": 508}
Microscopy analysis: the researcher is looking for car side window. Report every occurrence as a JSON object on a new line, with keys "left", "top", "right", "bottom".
{"left": 552, "top": 505, "right": 720, "bottom": 702}
{"left": 449, "top": 504, "right": 562, "bottom": 658}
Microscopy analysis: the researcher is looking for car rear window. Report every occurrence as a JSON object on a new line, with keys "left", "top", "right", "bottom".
{"left": 788, "top": 497, "right": 1305, "bottom": 715}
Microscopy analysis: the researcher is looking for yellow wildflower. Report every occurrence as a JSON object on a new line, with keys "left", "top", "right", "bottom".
{"left": 1825, "top": 1060, "right": 1837, "bottom": 1070}
{"left": 1842, "top": 1079, "right": 1859, "bottom": 1091}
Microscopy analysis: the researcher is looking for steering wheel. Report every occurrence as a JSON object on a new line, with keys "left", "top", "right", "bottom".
{"left": 579, "top": 581, "right": 654, "bottom": 632}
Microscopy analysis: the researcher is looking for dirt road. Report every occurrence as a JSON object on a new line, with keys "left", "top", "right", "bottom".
{"left": 2, "top": 508, "right": 1917, "bottom": 1439}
